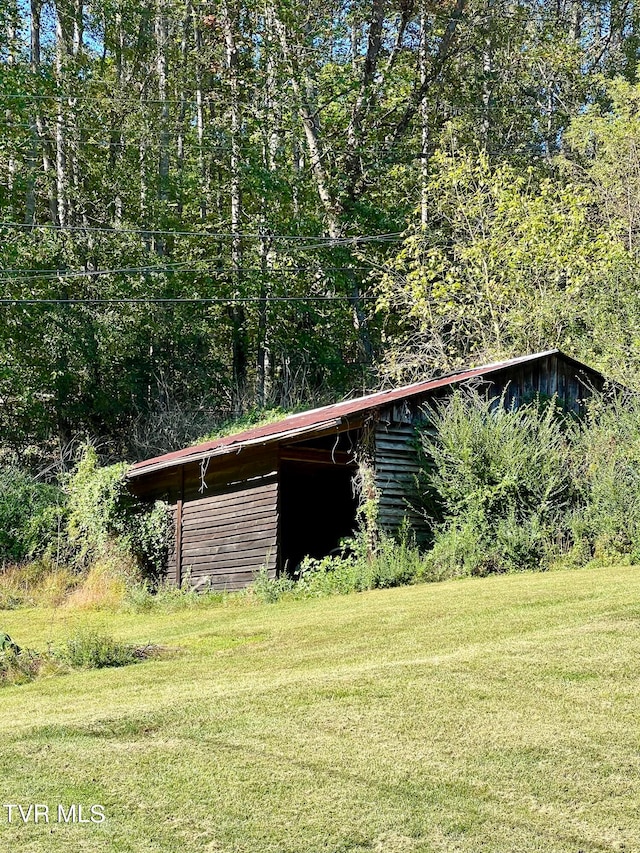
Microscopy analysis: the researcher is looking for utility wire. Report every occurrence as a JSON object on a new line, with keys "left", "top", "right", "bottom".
{"left": 0, "top": 296, "right": 379, "bottom": 305}
{"left": 0, "top": 264, "right": 372, "bottom": 275}
{"left": 0, "top": 221, "right": 404, "bottom": 243}
{"left": 0, "top": 266, "right": 375, "bottom": 286}
{"left": 0, "top": 122, "right": 417, "bottom": 155}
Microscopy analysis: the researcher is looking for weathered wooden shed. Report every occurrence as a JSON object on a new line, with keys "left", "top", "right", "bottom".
{"left": 126, "top": 349, "right": 605, "bottom": 590}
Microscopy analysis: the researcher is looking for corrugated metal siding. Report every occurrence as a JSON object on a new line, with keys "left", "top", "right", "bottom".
{"left": 177, "top": 474, "right": 278, "bottom": 590}
{"left": 374, "top": 415, "right": 429, "bottom": 542}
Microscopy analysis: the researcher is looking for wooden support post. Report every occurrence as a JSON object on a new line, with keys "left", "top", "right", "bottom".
{"left": 175, "top": 466, "right": 184, "bottom": 587}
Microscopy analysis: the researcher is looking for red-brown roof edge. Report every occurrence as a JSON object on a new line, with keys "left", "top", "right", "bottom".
{"left": 127, "top": 349, "right": 600, "bottom": 479}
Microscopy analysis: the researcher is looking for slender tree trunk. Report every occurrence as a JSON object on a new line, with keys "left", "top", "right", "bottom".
{"left": 481, "top": 37, "right": 492, "bottom": 152}
{"left": 54, "top": 5, "right": 68, "bottom": 227}
{"left": 222, "top": 0, "right": 248, "bottom": 411}
{"left": 256, "top": 9, "right": 281, "bottom": 406}
{"left": 111, "top": 10, "right": 124, "bottom": 226}
{"left": 257, "top": 234, "right": 270, "bottom": 407}
{"left": 139, "top": 123, "right": 150, "bottom": 250}
{"left": 420, "top": 1, "right": 429, "bottom": 228}
{"left": 273, "top": 3, "right": 374, "bottom": 361}
{"left": 6, "top": 5, "right": 17, "bottom": 217}
{"left": 30, "top": 0, "right": 57, "bottom": 223}
{"left": 68, "top": 0, "right": 83, "bottom": 226}
{"left": 272, "top": 9, "right": 341, "bottom": 239}
{"left": 194, "top": 17, "right": 207, "bottom": 220}
{"left": 345, "top": 0, "right": 385, "bottom": 202}
{"left": 155, "top": 1, "right": 170, "bottom": 255}
{"left": 176, "top": 0, "right": 191, "bottom": 216}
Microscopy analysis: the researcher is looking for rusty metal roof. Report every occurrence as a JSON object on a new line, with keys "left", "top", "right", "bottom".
{"left": 127, "top": 349, "right": 586, "bottom": 479}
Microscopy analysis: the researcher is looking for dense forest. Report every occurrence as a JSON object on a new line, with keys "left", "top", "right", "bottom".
{"left": 1, "top": 0, "right": 640, "bottom": 466}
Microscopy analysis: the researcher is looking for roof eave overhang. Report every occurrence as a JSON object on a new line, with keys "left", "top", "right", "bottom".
{"left": 126, "top": 415, "right": 354, "bottom": 480}
{"left": 127, "top": 348, "right": 608, "bottom": 483}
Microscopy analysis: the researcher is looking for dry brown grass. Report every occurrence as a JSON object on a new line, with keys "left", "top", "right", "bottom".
{"left": 0, "top": 560, "right": 77, "bottom": 609}
{"left": 0, "top": 553, "right": 138, "bottom": 611}
{"left": 63, "top": 557, "right": 130, "bottom": 610}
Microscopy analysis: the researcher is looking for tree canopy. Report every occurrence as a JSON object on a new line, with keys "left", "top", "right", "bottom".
{"left": 1, "top": 0, "right": 640, "bottom": 463}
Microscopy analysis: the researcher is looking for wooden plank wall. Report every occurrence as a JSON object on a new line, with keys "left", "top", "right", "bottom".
{"left": 492, "top": 353, "right": 601, "bottom": 412}
{"left": 372, "top": 353, "right": 602, "bottom": 542}
{"left": 374, "top": 412, "right": 430, "bottom": 542}
{"left": 175, "top": 473, "right": 278, "bottom": 591}
{"left": 166, "top": 505, "right": 178, "bottom": 584}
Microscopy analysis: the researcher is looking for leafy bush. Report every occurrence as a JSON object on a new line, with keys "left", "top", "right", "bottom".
{"left": 65, "top": 446, "right": 170, "bottom": 578}
{"left": 0, "top": 630, "right": 165, "bottom": 687}
{"left": 249, "top": 565, "right": 296, "bottom": 603}
{"left": 59, "top": 630, "right": 140, "bottom": 669}
{"left": 572, "top": 392, "right": 640, "bottom": 562}
{"left": 250, "top": 530, "right": 429, "bottom": 603}
{"left": 423, "top": 514, "right": 550, "bottom": 579}
{"left": 370, "top": 524, "right": 428, "bottom": 587}
{"left": 297, "top": 550, "right": 364, "bottom": 597}
{"left": 417, "top": 390, "right": 577, "bottom": 577}
{"left": 0, "top": 647, "right": 42, "bottom": 685}
{"left": 0, "top": 466, "right": 64, "bottom": 564}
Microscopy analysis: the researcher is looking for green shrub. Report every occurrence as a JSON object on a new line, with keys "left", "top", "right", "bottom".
{"left": 250, "top": 565, "right": 296, "bottom": 603}
{"left": 65, "top": 446, "right": 170, "bottom": 579}
{"left": 573, "top": 391, "right": 640, "bottom": 561}
{"left": 0, "top": 647, "right": 41, "bottom": 685}
{"left": 0, "top": 630, "right": 165, "bottom": 687}
{"left": 370, "top": 524, "right": 427, "bottom": 588}
{"left": 424, "top": 513, "right": 551, "bottom": 579}
{"left": 297, "top": 550, "right": 364, "bottom": 597}
{"left": 283, "top": 531, "right": 428, "bottom": 599}
{"left": 421, "top": 520, "right": 484, "bottom": 580}
{"left": 59, "top": 630, "right": 139, "bottom": 669}
{"left": 0, "top": 466, "right": 64, "bottom": 563}
{"left": 417, "top": 390, "right": 577, "bottom": 576}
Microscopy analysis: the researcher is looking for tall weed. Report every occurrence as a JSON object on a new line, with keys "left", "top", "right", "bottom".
{"left": 573, "top": 391, "right": 640, "bottom": 561}
{"left": 417, "top": 390, "right": 577, "bottom": 576}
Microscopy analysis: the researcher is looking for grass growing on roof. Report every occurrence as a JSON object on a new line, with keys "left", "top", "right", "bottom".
{"left": 1, "top": 564, "right": 640, "bottom": 852}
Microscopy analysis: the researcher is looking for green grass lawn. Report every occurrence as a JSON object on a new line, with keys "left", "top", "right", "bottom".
{"left": 1, "top": 565, "right": 640, "bottom": 852}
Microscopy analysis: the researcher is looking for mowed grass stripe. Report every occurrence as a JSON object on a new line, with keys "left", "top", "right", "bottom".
{"left": 0, "top": 564, "right": 639, "bottom": 852}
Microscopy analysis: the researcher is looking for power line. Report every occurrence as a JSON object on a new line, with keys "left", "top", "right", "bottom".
{"left": 0, "top": 296, "right": 379, "bottom": 305}
{"left": 0, "top": 221, "right": 404, "bottom": 243}
{"left": 0, "top": 121, "right": 415, "bottom": 155}
{"left": 0, "top": 264, "right": 372, "bottom": 275}
{"left": 0, "top": 265, "right": 376, "bottom": 286}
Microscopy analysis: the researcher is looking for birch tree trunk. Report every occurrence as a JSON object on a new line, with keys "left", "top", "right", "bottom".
{"left": 111, "top": 10, "right": 124, "bottom": 226}
{"left": 155, "top": 0, "right": 170, "bottom": 255}
{"left": 30, "top": 0, "right": 58, "bottom": 223}
{"left": 272, "top": 8, "right": 341, "bottom": 239}
{"left": 256, "top": 8, "right": 281, "bottom": 406}
{"left": 272, "top": 2, "right": 374, "bottom": 361}
{"left": 420, "top": 1, "right": 429, "bottom": 228}
{"left": 54, "top": 1, "right": 69, "bottom": 227}
{"left": 176, "top": 0, "right": 192, "bottom": 216}
{"left": 222, "top": 0, "right": 248, "bottom": 411}
{"left": 193, "top": 10, "right": 207, "bottom": 221}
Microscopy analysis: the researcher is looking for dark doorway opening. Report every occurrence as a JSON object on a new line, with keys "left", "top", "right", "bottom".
{"left": 279, "top": 460, "right": 358, "bottom": 574}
